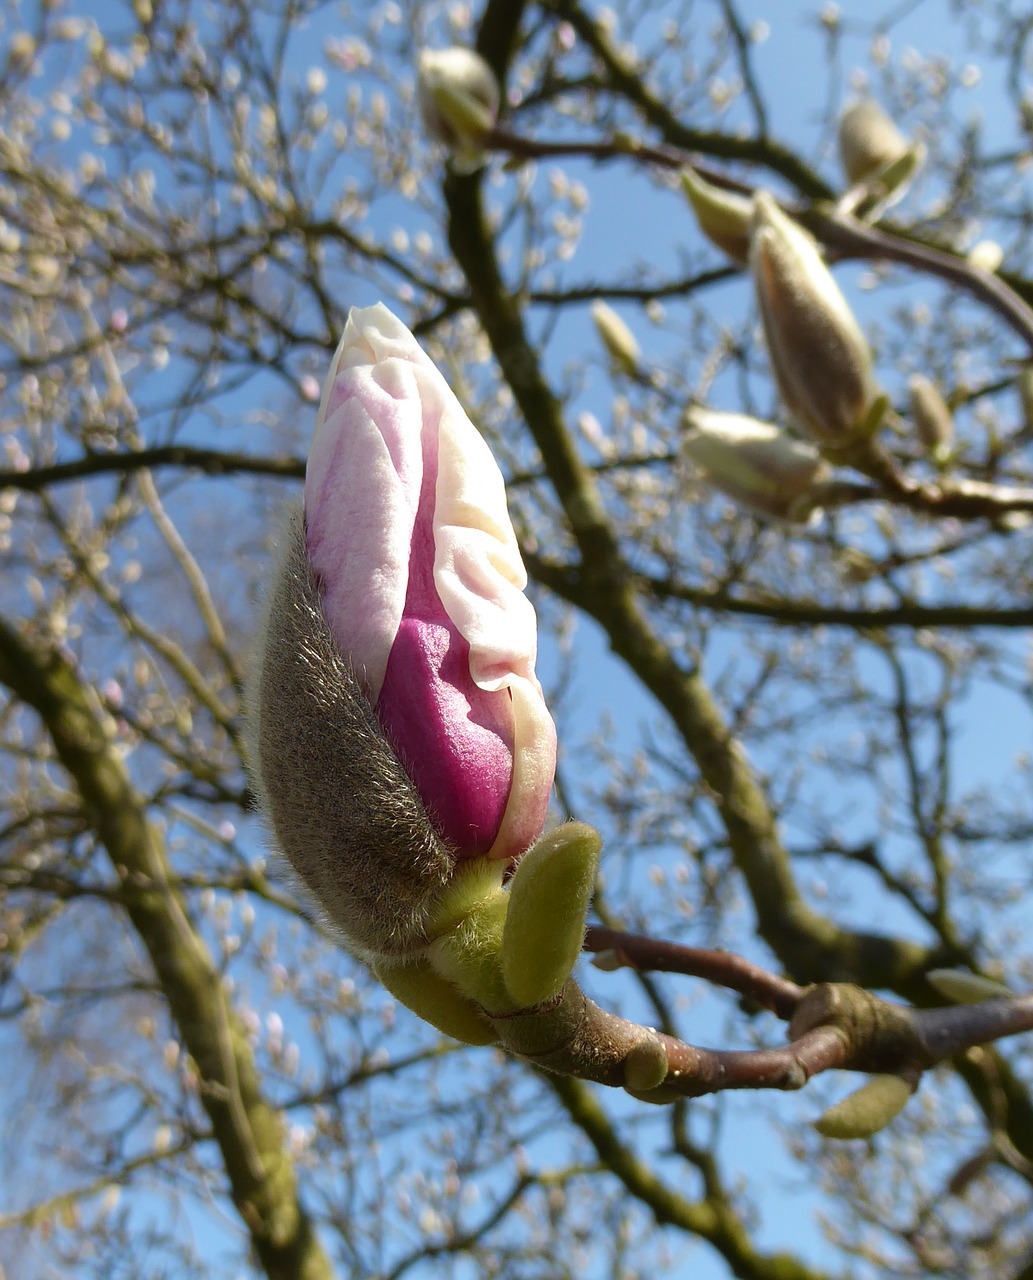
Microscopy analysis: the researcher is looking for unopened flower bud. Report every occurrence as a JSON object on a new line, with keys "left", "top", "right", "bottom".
{"left": 417, "top": 47, "right": 500, "bottom": 174}
{"left": 679, "top": 167, "right": 752, "bottom": 264}
{"left": 682, "top": 407, "right": 829, "bottom": 523}
{"left": 750, "top": 192, "right": 877, "bottom": 444}
{"left": 590, "top": 300, "right": 641, "bottom": 376}
{"left": 837, "top": 99, "right": 908, "bottom": 185}
{"left": 908, "top": 374, "right": 953, "bottom": 464}
{"left": 837, "top": 100, "right": 922, "bottom": 214}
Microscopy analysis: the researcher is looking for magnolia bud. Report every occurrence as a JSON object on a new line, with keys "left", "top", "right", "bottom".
{"left": 750, "top": 192, "right": 877, "bottom": 445}
{"left": 417, "top": 47, "right": 499, "bottom": 174}
{"left": 249, "top": 304, "right": 557, "bottom": 963}
{"left": 679, "top": 167, "right": 752, "bottom": 264}
{"left": 590, "top": 300, "right": 641, "bottom": 376}
{"left": 837, "top": 100, "right": 922, "bottom": 215}
{"left": 908, "top": 374, "right": 953, "bottom": 464}
{"left": 682, "top": 407, "right": 829, "bottom": 523}
{"left": 838, "top": 100, "right": 908, "bottom": 185}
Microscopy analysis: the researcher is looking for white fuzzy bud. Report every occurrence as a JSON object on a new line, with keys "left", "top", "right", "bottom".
{"left": 908, "top": 374, "right": 953, "bottom": 463}
{"left": 591, "top": 300, "right": 641, "bottom": 375}
{"left": 682, "top": 407, "right": 829, "bottom": 523}
{"left": 750, "top": 192, "right": 877, "bottom": 445}
{"left": 417, "top": 47, "right": 500, "bottom": 174}
{"left": 838, "top": 100, "right": 908, "bottom": 185}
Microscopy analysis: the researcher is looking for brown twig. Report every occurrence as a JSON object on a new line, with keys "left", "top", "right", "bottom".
{"left": 584, "top": 925, "right": 803, "bottom": 1018}
{"left": 579, "top": 927, "right": 1033, "bottom": 1102}
{"left": 485, "top": 125, "right": 1033, "bottom": 353}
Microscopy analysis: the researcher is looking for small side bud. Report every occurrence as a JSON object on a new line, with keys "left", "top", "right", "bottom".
{"left": 967, "top": 239, "right": 1004, "bottom": 273}
{"left": 591, "top": 300, "right": 641, "bottom": 376}
{"left": 680, "top": 167, "right": 752, "bottom": 264}
{"left": 417, "top": 47, "right": 500, "bottom": 174}
{"left": 908, "top": 374, "right": 954, "bottom": 465}
{"left": 501, "top": 822, "right": 601, "bottom": 1008}
{"left": 622, "top": 1039, "right": 669, "bottom": 1093}
{"left": 750, "top": 192, "right": 877, "bottom": 445}
{"left": 814, "top": 1074, "right": 915, "bottom": 1140}
{"left": 682, "top": 407, "right": 830, "bottom": 523}
{"left": 926, "top": 968, "right": 1012, "bottom": 1004}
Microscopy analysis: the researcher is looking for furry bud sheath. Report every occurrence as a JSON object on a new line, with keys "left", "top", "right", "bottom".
{"left": 250, "top": 303, "right": 557, "bottom": 961}
{"left": 750, "top": 192, "right": 877, "bottom": 445}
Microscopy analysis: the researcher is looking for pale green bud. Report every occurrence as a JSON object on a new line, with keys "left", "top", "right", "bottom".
{"left": 622, "top": 1039, "right": 669, "bottom": 1093}
{"left": 591, "top": 300, "right": 641, "bottom": 376}
{"left": 750, "top": 192, "right": 877, "bottom": 444}
{"left": 926, "top": 968, "right": 1012, "bottom": 1004}
{"left": 501, "top": 822, "right": 601, "bottom": 1008}
{"left": 417, "top": 47, "right": 500, "bottom": 174}
{"left": 427, "top": 877, "right": 515, "bottom": 1014}
{"left": 908, "top": 374, "right": 953, "bottom": 464}
{"left": 682, "top": 407, "right": 830, "bottom": 523}
{"left": 680, "top": 167, "right": 752, "bottom": 264}
{"left": 815, "top": 1074, "right": 914, "bottom": 1139}
{"left": 376, "top": 957, "right": 498, "bottom": 1045}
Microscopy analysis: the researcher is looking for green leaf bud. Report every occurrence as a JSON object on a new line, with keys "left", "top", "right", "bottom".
{"left": 926, "top": 968, "right": 1012, "bottom": 1004}
{"left": 501, "top": 822, "right": 601, "bottom": 1008}
{"left": 376, "top": 957, "right": 498, "bottom": 1045}
{"left": 680, "top": 167, "right": 752, "bottom": 264}
{"left": 815, "top": 1074, "right": 914, "bottom": 1139}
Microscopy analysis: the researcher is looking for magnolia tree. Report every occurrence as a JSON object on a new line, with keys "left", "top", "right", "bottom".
{"left": 2, "top": 1, "right": 1033, "bottom": 1277}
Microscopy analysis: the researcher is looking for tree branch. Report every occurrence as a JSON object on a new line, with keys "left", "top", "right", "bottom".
{"left": 0, "top": 618, "right": 335, "bottom": 1280}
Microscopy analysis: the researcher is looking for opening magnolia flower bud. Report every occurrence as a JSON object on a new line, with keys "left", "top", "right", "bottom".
{"left": 417, "top": 47, "right": 500, "bottom": 174}
{"left": 750, "top": 192, "right": 878, "bottom": 445}
{"left": 682, "top": 407, "right": 830, "bottom": 523}
{"left": 249, "top": 303, "right": 557, "bottom": 960}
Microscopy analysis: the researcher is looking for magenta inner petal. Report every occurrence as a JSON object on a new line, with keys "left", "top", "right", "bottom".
{"left": 376, "top": 618, "right": 514, "bottom": 856}
{"left": 373, "top": 411, "right": 515, "bottom": 856}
